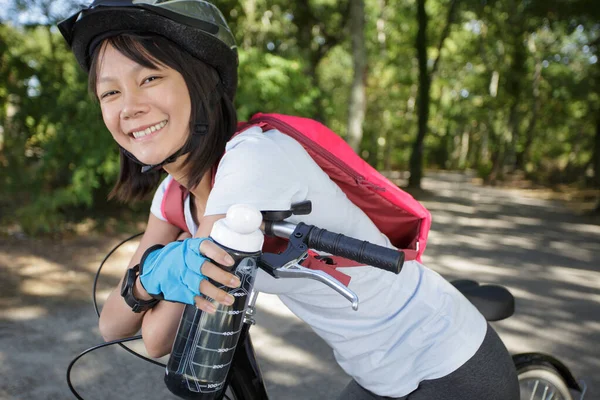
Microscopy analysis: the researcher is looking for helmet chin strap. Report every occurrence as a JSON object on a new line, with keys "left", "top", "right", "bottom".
{"left": 121, "top": 122, "right": 208, "bottom": 173}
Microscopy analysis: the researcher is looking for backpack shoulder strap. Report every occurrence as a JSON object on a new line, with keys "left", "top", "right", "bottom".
{"left": 161, "top": 177, "right": 190, "bottom": 233}
{"left": 244, "top": 113, "right": 429, "bottom": 262}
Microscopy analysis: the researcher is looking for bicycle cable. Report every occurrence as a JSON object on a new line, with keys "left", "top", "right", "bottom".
{"left": 67, "top": 232, "right": 166, "bottom": 400}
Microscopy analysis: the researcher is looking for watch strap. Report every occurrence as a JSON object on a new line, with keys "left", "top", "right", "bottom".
{"left": 121, "top": 264, "right": 159, "bottom": 313}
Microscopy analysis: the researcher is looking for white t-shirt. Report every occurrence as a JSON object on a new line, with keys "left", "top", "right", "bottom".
{"left": 150, "top": 127, "right": 487, "bottom": 397}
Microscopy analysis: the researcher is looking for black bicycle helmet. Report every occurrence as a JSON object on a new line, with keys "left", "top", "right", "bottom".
{"left": 58, "top": 0, "right": 238, "bottom": 100}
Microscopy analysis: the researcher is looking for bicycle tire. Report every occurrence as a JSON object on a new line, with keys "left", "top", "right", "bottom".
{"left": 517, "top": 364, "right": 573, "bottom": 400}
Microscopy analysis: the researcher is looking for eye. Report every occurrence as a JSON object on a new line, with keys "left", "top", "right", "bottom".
{"left": 142, "top": 75, "right": 162, "bottom": 85}
{"left": 100, "top": 90, "right": 119, "bottom": 100}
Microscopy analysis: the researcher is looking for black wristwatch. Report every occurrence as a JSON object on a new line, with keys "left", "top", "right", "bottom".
{"left": 120, "top": 264, "right": 159, "bottom": 313}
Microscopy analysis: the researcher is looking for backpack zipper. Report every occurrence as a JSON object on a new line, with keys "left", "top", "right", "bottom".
{"left": 256, "top": 116, "right": 386, "bottom": 191}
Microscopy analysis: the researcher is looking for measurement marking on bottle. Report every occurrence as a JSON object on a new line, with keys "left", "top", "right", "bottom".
{"left": 215, "top": 308, "right": 244, "bottom": 315}
{"left": 190, "top": 360, "right": 233, "bottom": 369}
{"left": 185, "top": 381, "right": 225, "bottom": 393}
{"left": 200, "top": 327, "right": 243, "bottom": 335}
{"left": 206, "top": 382, "right": 224, "bottom": 389}
{"left": 195, "top": 344, "right": 237, "bottom": 353}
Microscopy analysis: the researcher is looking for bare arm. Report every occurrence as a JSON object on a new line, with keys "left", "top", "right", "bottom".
{"left": 98, "top": 213, "right": 181, "bottom": 342}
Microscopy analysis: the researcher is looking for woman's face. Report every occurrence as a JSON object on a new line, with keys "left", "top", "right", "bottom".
{"left": 95, "top": 42, "right": 191, "bottom": 166}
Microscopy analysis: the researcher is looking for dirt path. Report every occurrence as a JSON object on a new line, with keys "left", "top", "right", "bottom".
{"left": 1, "top": 172, "right": 598, "bottom": 399}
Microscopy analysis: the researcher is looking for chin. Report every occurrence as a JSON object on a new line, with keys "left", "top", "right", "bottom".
{"left": 138, "top": 157, "right": 167, "bottom": 167}
{"left": 126, "top": 148, "right": 168, "bottom": 166}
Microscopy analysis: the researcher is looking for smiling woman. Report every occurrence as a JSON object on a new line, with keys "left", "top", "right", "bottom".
{"left": 86, "top": 33, "right": 237, "bottom": 202}
{"left": 57, "top": 1, "right": 520, "bottom": 399}
{"left": 95, "top": 42, "right": 191, "bottom": 167}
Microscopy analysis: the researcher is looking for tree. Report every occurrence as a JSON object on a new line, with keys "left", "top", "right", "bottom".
{"left": 347, "top": 0, "right": 367, "bottom": 152}
{"left": 528, "top": 0, "right": 600, "bottom": 206}
{"left": 408, "top": 0, "right": 458, "bottom": 188}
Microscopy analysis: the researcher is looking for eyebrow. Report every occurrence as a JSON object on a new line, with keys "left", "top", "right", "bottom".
{"left": 97, "top": 64, "right": 147, "bottom": 84}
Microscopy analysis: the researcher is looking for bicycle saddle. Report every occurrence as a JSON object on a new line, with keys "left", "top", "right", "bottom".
{"left": 450, "top": 279, "right": 515, "bottom": 321}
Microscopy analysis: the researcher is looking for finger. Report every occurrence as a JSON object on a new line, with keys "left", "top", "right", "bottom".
{"left": 199, "top": 240, "right": 235, "bottom": 266}
{"left": 201, "top": 261, "right": 241, "bottom": 288}
{"left": 194, "top": 295, "right": 217, "bottom": 314}
{"left": 181, "top": 268, "right": 204, "bottom": 296}
{"left": 161, "top": 278, "right": 200, "bottom": 305}
{"left": 200, "top": 280, "right": 235, "bottom": 307}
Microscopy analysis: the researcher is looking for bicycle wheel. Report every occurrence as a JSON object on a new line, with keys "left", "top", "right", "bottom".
{"left": 517, "top": 364, "right": 573, "bottom": 400}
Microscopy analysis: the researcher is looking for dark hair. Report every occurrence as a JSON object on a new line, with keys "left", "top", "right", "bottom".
{"left": 88, "top": 33, "right": 237, "bottom": 202}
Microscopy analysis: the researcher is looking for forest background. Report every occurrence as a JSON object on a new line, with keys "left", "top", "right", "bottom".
{"left": 1, "top": 0, "right": 599, "bottom": 236}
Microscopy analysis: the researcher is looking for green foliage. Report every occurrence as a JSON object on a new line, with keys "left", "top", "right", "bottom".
{"left": 1, "top": 0, "right": 600, "bottom": 235}
{"left": 1, "top": 23, "right": 118, "bottom": 234}
{"left": 236, "top": 48, "right": 320, "bottom": 119}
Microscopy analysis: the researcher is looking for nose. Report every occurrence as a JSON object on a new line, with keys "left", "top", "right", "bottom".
{"left": 120, "top": 90, "right": 150, "bottom": 120}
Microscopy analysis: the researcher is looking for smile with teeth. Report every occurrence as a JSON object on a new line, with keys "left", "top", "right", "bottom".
{"left": 130, "top": 120, "right": 168, "bottom": 139}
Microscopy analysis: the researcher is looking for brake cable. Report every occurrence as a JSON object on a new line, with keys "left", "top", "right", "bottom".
{"left": 66, "top": 232, "right": 166, "bottom": 399}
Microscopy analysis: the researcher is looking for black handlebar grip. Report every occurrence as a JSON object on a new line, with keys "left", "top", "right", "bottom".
{"left": 306, "top": 227, "right": 404, "bottom": 274}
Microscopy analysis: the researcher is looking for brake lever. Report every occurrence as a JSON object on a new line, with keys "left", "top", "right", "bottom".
{"left": 271, "top": 262, "right": 359, "bottom": 311}
{"left": 258, "top": 222, "right": 360, "bottom": 310}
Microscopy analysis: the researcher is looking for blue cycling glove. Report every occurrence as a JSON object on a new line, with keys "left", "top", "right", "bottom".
{"left": 139, "top": 238, "right": 211, "bottom": 305}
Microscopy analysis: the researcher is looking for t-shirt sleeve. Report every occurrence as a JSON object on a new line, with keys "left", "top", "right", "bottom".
{"left": 150, "top": 175, "right": 173, "bottom": 221}
{"left": 205, "top": 130, "right": 309, "bottom": 216}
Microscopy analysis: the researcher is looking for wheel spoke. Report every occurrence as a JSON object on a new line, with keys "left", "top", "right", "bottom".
{"left": 519, "top": 368, "right": 572, "bottom": 400}
{"left": 529, "top": 380, "right": 539, "bottom": 400}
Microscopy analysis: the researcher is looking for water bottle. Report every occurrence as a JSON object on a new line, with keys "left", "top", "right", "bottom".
{"left": 164, "top": 204, "right": 264, "bottom": 399}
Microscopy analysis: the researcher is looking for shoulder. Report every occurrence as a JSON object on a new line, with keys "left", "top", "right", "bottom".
{"left": 220, "top": 126, "right": 314, "bottom": 171}
{"left": 216, "top": 128, "right": 294, "bottom": 173}
{"left": 226, "top": 126, "right": 298, "bottom": 152}
{"left": 206, "top": 128, "right": 310, "bottom": 215}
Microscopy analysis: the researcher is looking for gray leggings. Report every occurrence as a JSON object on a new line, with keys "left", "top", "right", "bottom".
{"left": 337, "top": 324, "right": 519, "bottom": 400}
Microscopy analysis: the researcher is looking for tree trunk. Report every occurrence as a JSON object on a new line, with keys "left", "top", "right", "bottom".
{"left": 480, "top": 127, "right": 489, "bottom": 165}
{"left": 408, "top": 0, "right": 457, "bottom": 188}
{"left": 459, "top": 129, "right": 470, "bottom": 169}
{"left": 594, "top": 118, "right": 600, "bottom": 212}
{"left": 517, "top": 35, "right": 542, "bottom": 170}
{"left": 506, "top": 30, "right": 526, "bottom": 171}
{"left": 347, "top": 0, "right": 367, "bottom": 152}
{"left": 408, "top": 0, "right": 430, "bottom": 188}
{"left": 488, "top": 145, "right": 505, "bottom": 185}
{"left": 593, "top": 56, "right": 600, "bottom": 212}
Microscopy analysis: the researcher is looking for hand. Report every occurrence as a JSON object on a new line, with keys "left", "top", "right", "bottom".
{"left": 139, "top": 238, "right": 241, "bottom": 313}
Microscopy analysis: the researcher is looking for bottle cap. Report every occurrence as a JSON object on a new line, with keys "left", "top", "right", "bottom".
{"left": 210, "top": 204, "right": 264, "bottom": 252}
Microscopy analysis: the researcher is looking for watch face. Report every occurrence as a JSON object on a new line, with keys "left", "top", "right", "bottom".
{"left": 121, "top": 266, "right": 139, "bottom": 301}
{"left": 120, "top": 273, "right": 128, "bottom": 296}
{"left": 120, "top": 266, "right": 158, "bottom": 313}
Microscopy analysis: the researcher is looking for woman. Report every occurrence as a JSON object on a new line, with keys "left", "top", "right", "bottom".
{"left": 58, "top": 1, "right": 519, "bottom": 398}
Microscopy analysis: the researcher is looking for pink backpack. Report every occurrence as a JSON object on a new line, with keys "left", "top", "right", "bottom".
{"left": 161, "top": 113, "right": 431, "bottom": 285}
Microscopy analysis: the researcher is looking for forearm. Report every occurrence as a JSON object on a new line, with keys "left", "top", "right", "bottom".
{"left": 98, "top": 213, "right": 181, "bottom": 341}
{"left": 141, "top": 300, "right": 185, "bottom": 357}
{"left": 99, "top": 260, "right": 185, "bottom": 355}
{"left": 98, "top": 277, "right": 148, "bottom": 341}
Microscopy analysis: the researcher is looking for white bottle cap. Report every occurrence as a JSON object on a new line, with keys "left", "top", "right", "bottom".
{"left": 210, "top": 204, "right": 264, "bottom": 253}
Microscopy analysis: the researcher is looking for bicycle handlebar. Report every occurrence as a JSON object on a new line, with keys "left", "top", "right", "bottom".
{"left": 266, "top": 221, "right": 405, "bottom": 275}
{"left": 305, "top": 226, "right": 404, "bottom": 274}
